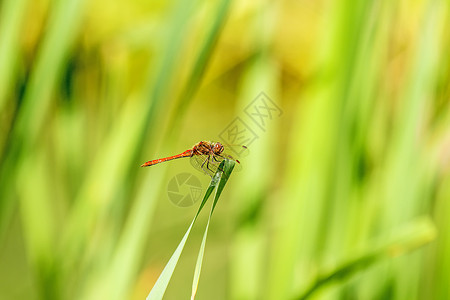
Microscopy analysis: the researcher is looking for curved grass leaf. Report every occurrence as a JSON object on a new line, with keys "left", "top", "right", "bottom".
{"left": 191, "top": 218, "right": 210, "bottom": 300}
{"left": 147, "top": 159, "right": 235, "bottom": 300}
{"left": 191, "top": 159, "right": 235, "bottom": 299}
{"left": 295, "top": 218, "right": 437, "bottom": 300}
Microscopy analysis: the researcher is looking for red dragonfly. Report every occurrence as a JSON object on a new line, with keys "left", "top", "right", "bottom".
{"left": 141, "top": 141, "right": 247, "bottom": 177}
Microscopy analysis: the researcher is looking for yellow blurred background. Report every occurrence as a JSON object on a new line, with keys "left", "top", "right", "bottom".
{"left": 0, "top": 0, "right": 449, "bottom": 299}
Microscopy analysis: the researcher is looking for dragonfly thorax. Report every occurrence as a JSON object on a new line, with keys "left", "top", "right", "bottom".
{"left": 192, "top": 141, "right": 223, "bottom": 156}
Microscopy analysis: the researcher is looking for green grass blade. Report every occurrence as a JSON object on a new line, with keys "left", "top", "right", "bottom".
{"left": 191, "top": 217, "right": 210, "bottom": 300}
{"left": 146, "top": 195, "right": 211, "bottom": 300}
{"left": 148, "top": 160, "right": 235, "bottom": 300}
{"left": 191, "top": 160, "right": 235, "bottom": 299}
{"left": 128, "top": 174, "right": 215, "bottom": 300}
{"left": 296, "top": 218, "right": 437, "bottom": 300}
{"left": 147, "top": 219, "right": 196, "bottom": 300}
{"left": 146, "top": 163, "right": 223, "bottom": 299}
{"left": 211, "top": 159, "right": 235, "bottom": 213}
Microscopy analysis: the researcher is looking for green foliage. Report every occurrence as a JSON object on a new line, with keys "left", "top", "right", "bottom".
{"left": 147, "top": 160, "right": 235, "bottom": 300}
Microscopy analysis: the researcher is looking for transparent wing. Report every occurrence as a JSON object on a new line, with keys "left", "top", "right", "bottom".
{"left": 189, "top": 144, "right": 248, "bottom": 177}
{"left": 190, "top": 154, "right": 224, "bottom": 178}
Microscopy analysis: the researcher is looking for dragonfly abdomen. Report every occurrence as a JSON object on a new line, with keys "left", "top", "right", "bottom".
{"left": 140, "top": 150, "right": 192, "bottom": 167}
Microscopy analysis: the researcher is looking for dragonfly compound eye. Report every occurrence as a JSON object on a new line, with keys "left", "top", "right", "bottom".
{"left": 214, "top": 143, "right": 224, "bottom": 154}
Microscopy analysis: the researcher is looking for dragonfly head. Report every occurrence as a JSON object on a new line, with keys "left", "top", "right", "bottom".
{"left": 213, "top": 142, "right": 224, "bottom": 154}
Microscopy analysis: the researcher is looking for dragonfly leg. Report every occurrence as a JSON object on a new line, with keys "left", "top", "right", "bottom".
{"left": 212, "top": 154, "right": 228, "bottom": 173}
{"left": 206, "top": 157, "right": 216, "bottom": 174}
{"left": 200, "top": 155, "right": 212, "bottom": 175}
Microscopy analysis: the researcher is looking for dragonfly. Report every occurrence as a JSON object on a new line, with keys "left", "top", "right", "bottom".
{"left": 141, "top": 141, "right": 247, "bottom": 177}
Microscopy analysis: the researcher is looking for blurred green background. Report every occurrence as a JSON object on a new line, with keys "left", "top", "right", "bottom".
{"left": 1, "top": 0, "right": 449, "bottom": 299}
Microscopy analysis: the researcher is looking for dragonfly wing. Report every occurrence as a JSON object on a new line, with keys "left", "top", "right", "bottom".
{"left": 190, "top": 154, "right": 224, "bottom": 177}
